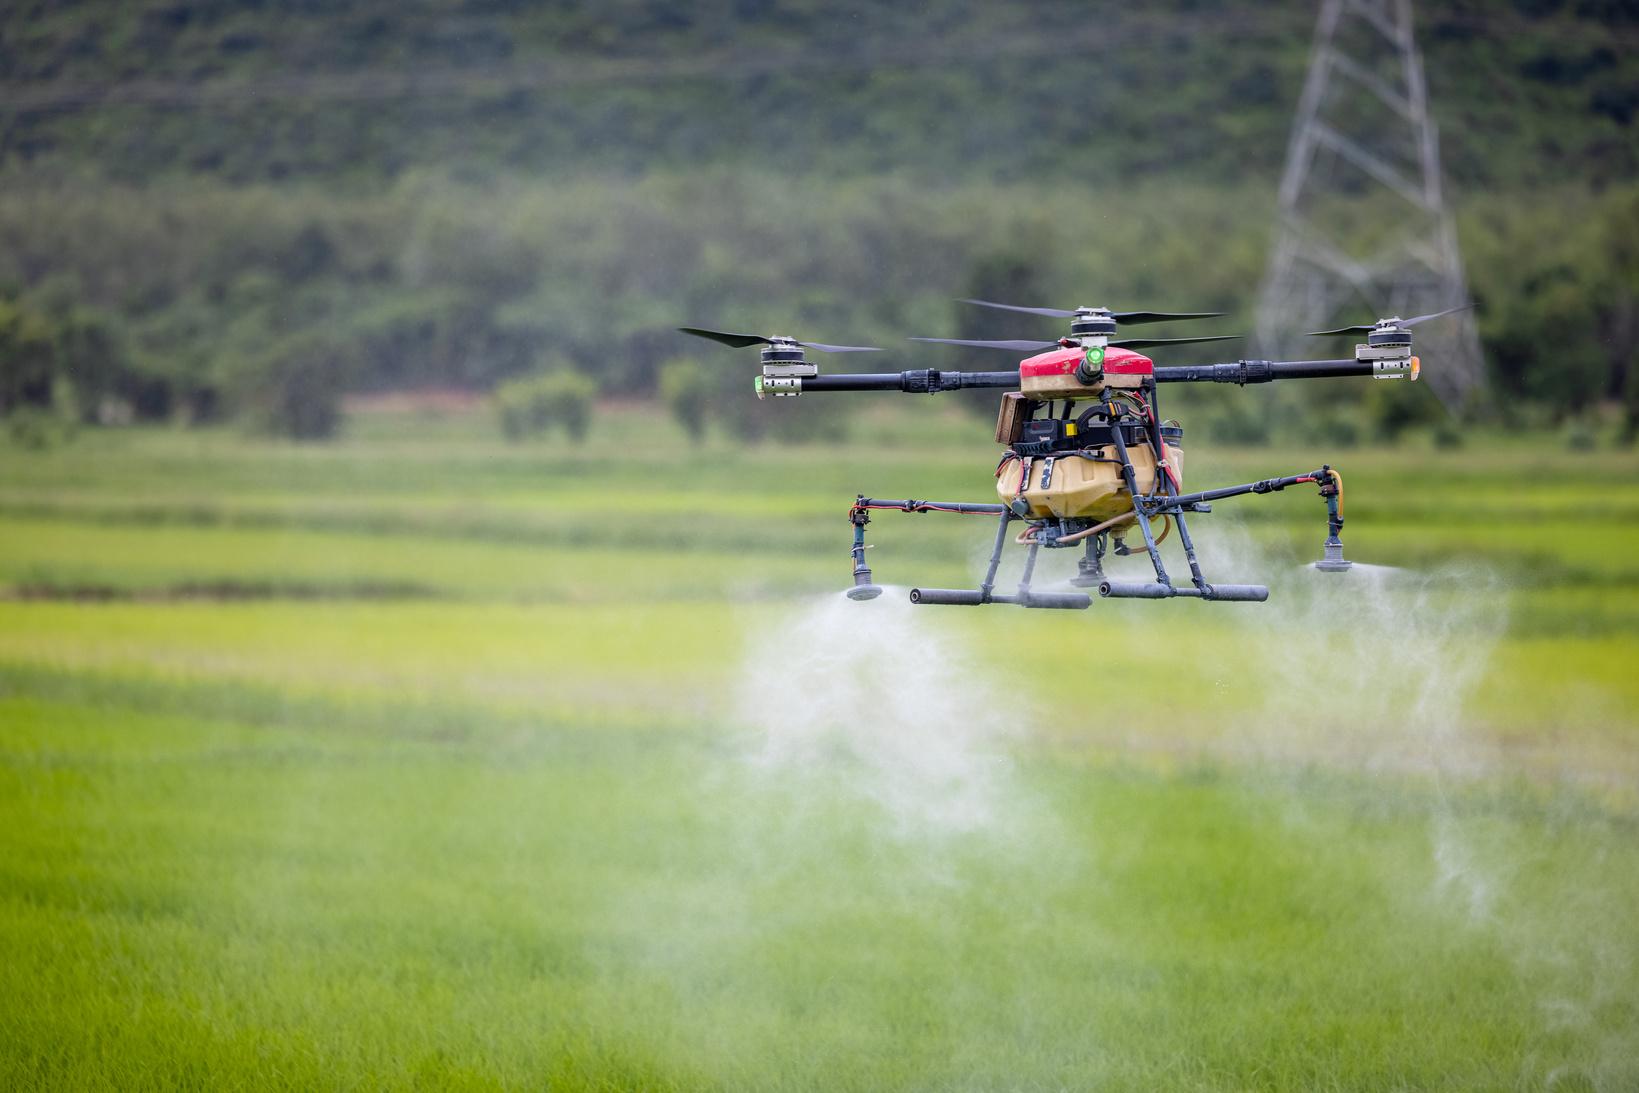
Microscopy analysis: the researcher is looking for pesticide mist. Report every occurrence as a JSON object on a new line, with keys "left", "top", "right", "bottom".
{"left": 1210, "top": 543, "right": 1637, "bottom": 1084}
{"left": 736, "top": 589, "right": 1024, "bottom": 839}
{"left": 585, "top": 540, "right": 1636, "bottom": 1087}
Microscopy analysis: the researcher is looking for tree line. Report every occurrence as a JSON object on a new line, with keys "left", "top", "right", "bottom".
{"left": 1, "top": 172, "right": 1633, "bottom": 445}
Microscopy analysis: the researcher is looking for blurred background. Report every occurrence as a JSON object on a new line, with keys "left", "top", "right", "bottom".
{"left": 0, "top": 0, "right": 1634, "bottom": 446}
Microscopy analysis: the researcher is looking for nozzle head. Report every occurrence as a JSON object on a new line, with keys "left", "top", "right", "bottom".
{"left": 1313, "top": 540, "right": 1353, "bottom": 572}
{"left": 847, "top": 561, "right": 882, "bottom": 600}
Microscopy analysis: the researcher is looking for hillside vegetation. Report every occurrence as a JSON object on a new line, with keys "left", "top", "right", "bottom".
{"left": 0, "top": 1, "right": 1635, "bottom": 437}
{"left": 5, "top": 1, "right": 1635, "bottom": 187}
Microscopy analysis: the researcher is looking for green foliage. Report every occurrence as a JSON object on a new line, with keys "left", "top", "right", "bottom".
{"left": 1566, "top": 421, "right": 1599, "bottom": 452}
{"left": 948, "top": 238, "right": 1056, "bottom": 416}
{"left": 3, "top": 405, "right": 75, "bottom": 450}
{"left": 658, "top": 357, "right": 711, "bottom": 444}
{"left": 1467, "top": 186, "right": 1639, "bottom": 422}
{"left": 1, "top": 173, "right": 1630, "bottom": 445}
{"left": 1432, "top": 421, "right": 1464, "bottom": 450}
{"left": 0, "top": 297, "right": 58, "bottom": 416}
{"left": 1363, "top": 376, "right": 1444, "bottom": 441}
{"left": 2, "top": 3, "right": 1633, "bottom": 190}
{"left": 708, "top": 384, "right": 851, "bottom": 445}
{"left": 52, "top": 307, "right": 134, "bottom": 424}
{"left": 228, "top": 333, "right": 348, "bottom": 440}
{"left": 710, "top": 373, "right": 772, "bottom": 443}
{"left": 1302, "top": 412, "right": 1362, "bottom": 449}
{"left": 1203, "top": 397, "right": 1274, "bottom": 446}
{"left": 656, "top": 350, "right": 852, "bottom": 446}
{"left": 494, "top": 368, "right": 596, "bottom": 442}
{"left": 0, "top": 292, "right": 166, "bottom": 427}
{"left": 0, "top": 3, "right": 1634, "bottom": 442}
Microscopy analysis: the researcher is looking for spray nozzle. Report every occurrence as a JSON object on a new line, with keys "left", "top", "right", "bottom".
{"left": 846, "top": 579, "right": 883, "bottom": 601}
{"left": 1313, "top": 465, "right": 1352, "bottom": 572}
{"left": 846, "top": 501, "right": 883, "bottom": 599}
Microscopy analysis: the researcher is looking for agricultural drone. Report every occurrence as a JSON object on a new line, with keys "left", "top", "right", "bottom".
{"left": 680, "top": 300, "right": 1469, "bottom": 608}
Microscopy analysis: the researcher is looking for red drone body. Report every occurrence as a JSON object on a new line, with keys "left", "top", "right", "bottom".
{"left": 1020, "top": 345, "right": 1155, "bottom": 382}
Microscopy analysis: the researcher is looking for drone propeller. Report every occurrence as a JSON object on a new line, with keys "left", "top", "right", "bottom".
{"left": 1114, "top": 335, "right": 1243, "bottom": 350}
{"left": 910, "top": 334, "right": 1243, "bottom": 352}
{"left": 960, "top": 298, "right": 1223, "bottom": 326}
{"left": 678, "top": 327, "right": 881, "bottom": 353}
{"left": 911, "top": 337, "right": 1058, "bottom": 351}
{"left": 1304, "top": 303, "right": 1474, "bottom": 337}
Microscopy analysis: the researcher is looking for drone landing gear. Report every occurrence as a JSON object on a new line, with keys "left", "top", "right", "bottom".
{"left": 1087, "top": 397, "right": 1270, "bottom": 603}
{"left": 845, "top": 457, "right": 1346, "bottom": 607}
{"left": 847, "top": 497, "right": 1092, "bottom": 609}
{"left": 911, "top": 507, "right": 1092, "bottom": 609}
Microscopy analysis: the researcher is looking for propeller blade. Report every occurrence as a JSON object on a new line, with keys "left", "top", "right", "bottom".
{"left": 799, "top": 340, "right": 882, "bottom": 353}
{"left": 1307, "top": 302, "right": 1476, "bottom": 336}
{"left": 1304, "top": 324, "right": 1378, "bottom": 337}
{"left": 913, "top": 333, "right": 1242, "bottom": 352}
{"left": 679, "top": 328, "right": 881, "bottom": 353}
{"left": 678, "top": 327, "right": 771, "bottom": 349}
{"left": 1403, "top": 302, "right": 1475, "bottom": 327}
{"left": 1110, "top": 334, "right": 1243, "bottom": 350}
{"left": 958, "top": 298, "right": 1078, "bottom": 318}
{"left": 909, "top": 337, "right": 1060, "bottom": 352}
{"left": 960, "top": 299, "right": 1225, "bottom": 325}
{"left": 1109, "top": 311, "right": 1224, "bottom": 326}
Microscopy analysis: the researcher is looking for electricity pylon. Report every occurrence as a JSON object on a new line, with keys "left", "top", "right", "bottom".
{"left": 1255, "top": 0, "right": 1483, "bottom": 409}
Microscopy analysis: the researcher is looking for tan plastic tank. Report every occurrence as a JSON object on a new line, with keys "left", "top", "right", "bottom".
{"left": 996, "top": 437, "right": 1183, "bottom": 521}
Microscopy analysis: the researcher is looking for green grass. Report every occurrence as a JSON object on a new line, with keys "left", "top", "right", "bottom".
{"left": 3, "top": 681, "right": 1635, "bottom": 1090}
{"left": 2, "top": 409, "right": 1637, "bottom": 1090}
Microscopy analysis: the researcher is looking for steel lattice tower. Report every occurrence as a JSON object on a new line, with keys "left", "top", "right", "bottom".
{"left": 1255, "top": 0, "right": 1483, "bottom": 408}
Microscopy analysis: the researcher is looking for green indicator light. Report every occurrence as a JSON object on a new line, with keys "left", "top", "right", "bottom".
{"left": 754, "top": 375, "right": 764, "bottom": 396}
{"left": 1085, "top": 346, "right": 1106, "bottom": 367}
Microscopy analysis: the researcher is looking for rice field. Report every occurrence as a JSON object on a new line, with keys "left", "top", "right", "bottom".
{"left": 2, "top": 404, "right": 1637, "bottom": 1090}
